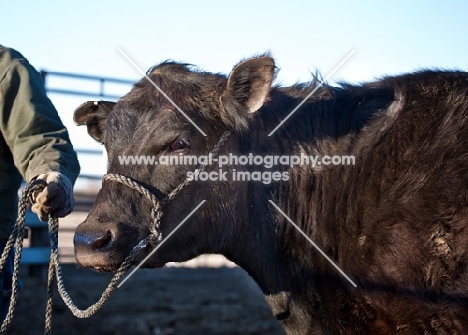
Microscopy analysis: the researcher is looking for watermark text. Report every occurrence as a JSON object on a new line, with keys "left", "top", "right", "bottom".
{"left": 118, "top": 153, "right": 355, "bottom": 168}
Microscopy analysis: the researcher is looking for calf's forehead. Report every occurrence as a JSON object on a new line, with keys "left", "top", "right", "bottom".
{"left": 107, "top": 72, "right": 227, "bottom": 129}
{"left": 114, "top": 72, "right": 200, "bottom": 119}
{"left": 104, "top": 104, "right": 189, "bottom": 147}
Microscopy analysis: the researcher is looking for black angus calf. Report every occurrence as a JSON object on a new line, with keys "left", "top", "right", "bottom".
{"left": 73, "top": 55, "right": 468, "bottom": 334}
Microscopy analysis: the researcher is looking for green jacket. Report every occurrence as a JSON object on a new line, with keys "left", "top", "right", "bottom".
{"left": 0, "top": 46, "right": 80, "bottom": 238}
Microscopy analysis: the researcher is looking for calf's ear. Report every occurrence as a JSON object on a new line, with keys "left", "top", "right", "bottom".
{"left": 221, "top": 56, "right": 275, "bottom": 129}
{"left": 74, "top": 101, "right": 116, "bottom": 143}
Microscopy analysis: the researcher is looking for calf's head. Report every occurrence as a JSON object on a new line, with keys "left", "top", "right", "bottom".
{"left": 73, "top": 56, "right": 275, "bottom": 271}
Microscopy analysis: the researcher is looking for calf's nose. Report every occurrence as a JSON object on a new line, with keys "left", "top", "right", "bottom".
{"left": 74, "top": 229, "right": 113, "bottom": 252}
{"left": 73, "top": 226, "right": 116, "bottom": 268}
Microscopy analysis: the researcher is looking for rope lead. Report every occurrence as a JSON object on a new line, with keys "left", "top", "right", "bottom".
{"left": 0, "top": 130, "right": 230, "bottom": 335}
{"left": 0, "top": 179, "right": 150, "bottom": 335}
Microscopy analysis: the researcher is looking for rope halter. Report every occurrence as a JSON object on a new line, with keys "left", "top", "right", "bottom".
{"left": 102, "top": 130, "right": 231, "bottom": 255}
{"left": 0, "top": 130, "right": 231, "bottom": 334}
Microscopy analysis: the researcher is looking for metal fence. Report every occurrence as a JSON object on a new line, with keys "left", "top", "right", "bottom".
{"left": 41, "top": 70, "right": 134, "bottom": 100}
{"left": 41, "top": 70, "right": 135, "bottom": 180}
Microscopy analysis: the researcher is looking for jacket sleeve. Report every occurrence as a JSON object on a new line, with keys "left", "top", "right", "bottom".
{"left": 0, "top": 48, "right": 80, "bottom": 184}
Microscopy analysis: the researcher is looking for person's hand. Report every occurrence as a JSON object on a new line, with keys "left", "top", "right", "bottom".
{"left": 30, "top": 172, "right": 74, "bottom": 221}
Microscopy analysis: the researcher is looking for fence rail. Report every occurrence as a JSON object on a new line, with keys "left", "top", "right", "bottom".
{"left": 75, "top": 148, "right": 104, "bottom": 180}
{"left": 41, "top": 70, "right": 135, "bottom": 100}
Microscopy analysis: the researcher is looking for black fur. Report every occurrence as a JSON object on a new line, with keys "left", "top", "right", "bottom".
{"left": 74, "top": 55, "right": 468, "bottom": 334}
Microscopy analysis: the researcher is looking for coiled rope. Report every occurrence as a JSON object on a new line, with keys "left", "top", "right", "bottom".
{"left": 0, "top": 179, "right": 155, "bottom": 335}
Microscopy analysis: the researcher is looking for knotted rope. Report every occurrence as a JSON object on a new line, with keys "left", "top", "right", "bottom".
{"left": 0, "top": 130, "right": 230, "bottom": 335}
{"left": 0, "top": 180, "right": 42, "bottom": 334}
{"left": 0, "top": 179, "right": 155, "bottom": 335}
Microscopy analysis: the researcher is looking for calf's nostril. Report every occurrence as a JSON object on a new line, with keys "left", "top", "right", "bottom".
{"left": 92, "top": 230, "right": 113, "bottom": 249}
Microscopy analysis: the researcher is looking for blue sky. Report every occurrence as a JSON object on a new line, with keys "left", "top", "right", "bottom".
{"left": 3, "top": 0, "right": 468, "bottom": 176}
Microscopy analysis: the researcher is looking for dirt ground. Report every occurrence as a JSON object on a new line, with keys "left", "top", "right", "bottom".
{"left": 8, "top": 263, "right": 286, "bottom": 335}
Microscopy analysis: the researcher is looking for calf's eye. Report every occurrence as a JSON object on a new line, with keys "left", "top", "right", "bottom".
{"left": 170, "top": 139, "right": 189, "bottom": 151}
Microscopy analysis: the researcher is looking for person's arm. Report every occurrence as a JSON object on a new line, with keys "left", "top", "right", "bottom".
{"left": 0, "top": 47, "right": 80, "bottom": 219}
